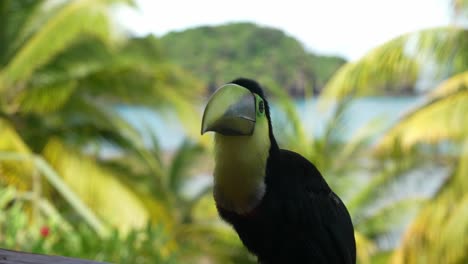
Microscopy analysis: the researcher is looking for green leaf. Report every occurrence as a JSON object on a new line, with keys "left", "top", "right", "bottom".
{"left": 42, "top": 139, "right": 151, "bottom": 233}
{"left": 0, "top": 119, "right": 34, "bottom": 189}
{"left": 14, "top": 80, "right": 77, "bottom": 114}
{"left": 0, "top": 0, "right": 123, "bottom": 93}
{"left": 356, "top": 198, "right": 424, "bottom": 237}
{"left": 0, "top": 0, "right": 43, "bottom": 65}
{"left": 168, "top": 140, "right": 205, "bottom": 196}
{"left": 378, "top": 89, "right": 468, "bottom": 152}
{"left": 320, "top": 27, "right": 467, "bottom": 102}
{"left": 393, "top": 143, "right": 468, "bottom": 263}
{"left": 429, "top": 70, "right": 468, "bottom": 98}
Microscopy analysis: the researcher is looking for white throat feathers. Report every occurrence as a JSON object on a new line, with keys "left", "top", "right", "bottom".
{"left": 213, "top": 116, "right": 270, "bottom": 214}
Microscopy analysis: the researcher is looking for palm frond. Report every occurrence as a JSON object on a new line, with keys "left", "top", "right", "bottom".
{"left": 42, "top": 139, "right": 151, "bottom": 232}
{"left": 377, "top": 88, "right": 468, "bottom": 152}
{"left": 167, "top": 140, "right": 206, "bottom": 197}
{"left": 154, "top": 77, "right": 204, "bottom": 139}
{"left": 13, "top": 80, "right": 77, "bottom": 114}
{"left": 31, "top": 36, "right": 116, "bottom": 87}
{"left": 0, "top": 119, "right": 31, "bottom": 153}
{"left": 48, "top": 96, "right": 143, "bottom": 149}
{"left": 348, "top": 171, "right": 399, "bottom": 217}
{"left": 0, "top": 148, "right": 107, "bottom": 236}
{"left": 0, "top": 119, "right": 34, "bottom": 189}
{"left": 320, "top": 37, "right": 418, "bottom": 100}
{"left": 75, "top": 60, "right": 204, "bottom": 138}
{"left": 356, "top": 198, "right": 424, "bottom": 238}
{"left": 336, "top": 116, "right": 386, "bottom": 163}
{"left": 33, "top": 154, "right": 109, "bottom": 236}
{"left": 320, "top": 27, "right": 467, "bottom": 102}
{"left": 355, "top": 231, "right": 377, "bottom": 264}
{"left": 429, "top": 70, "right": 468, "bottom": 98}
{"left": 0, "top": 0, "right": 43, "bottom": 65}
{"left": 0, "top": 0, "right": 128, "bottom": 95}
{"left": 391, "top": 143, "right": 468, "bottom": 264}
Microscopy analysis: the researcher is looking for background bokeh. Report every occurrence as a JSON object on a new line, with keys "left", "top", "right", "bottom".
{"left": 0, "top": 0, "right": 467, "bottom": 263}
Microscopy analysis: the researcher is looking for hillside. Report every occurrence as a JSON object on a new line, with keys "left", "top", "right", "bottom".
{"left": 160, "top": 22, "right": 346, "bottom": 96}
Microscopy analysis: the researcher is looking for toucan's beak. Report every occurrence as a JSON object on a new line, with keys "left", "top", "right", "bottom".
{"left": 201, "top": 84, "right": 256, "bottom": 136}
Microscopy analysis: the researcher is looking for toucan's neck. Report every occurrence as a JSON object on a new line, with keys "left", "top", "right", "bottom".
{"left": 267, "top": 124, "right": 279, "bottom": 155}
{"left": 212, "top": 118, "right": 272, "bottom": 214}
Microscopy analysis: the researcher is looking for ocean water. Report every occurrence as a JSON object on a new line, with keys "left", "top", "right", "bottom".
{"left": 118, "top": 96, "right": 425, "bottom": 150}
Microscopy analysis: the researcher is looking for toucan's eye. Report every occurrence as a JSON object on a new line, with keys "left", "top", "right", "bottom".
{"left": 259, "top": 100, "right": 265, "bottom": 114}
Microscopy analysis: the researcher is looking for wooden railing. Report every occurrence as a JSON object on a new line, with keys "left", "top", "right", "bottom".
{"left": 0, "top": 249, "right": 108, "bottom": 264}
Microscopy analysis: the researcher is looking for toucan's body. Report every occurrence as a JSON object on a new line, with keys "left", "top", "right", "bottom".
{"left": 202, "top": 78, "right": 356, "bottom": 264}
{"left": 218, "top": 149, "right": 355, "bottom": 263}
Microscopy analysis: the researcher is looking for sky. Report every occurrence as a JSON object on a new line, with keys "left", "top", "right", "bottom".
{"left": 117, "top": 0, "right": 453, "bottom": 60}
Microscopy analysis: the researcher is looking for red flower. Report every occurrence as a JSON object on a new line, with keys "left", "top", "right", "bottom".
{"left": 40, "top": 226, "right": 50, "bottom": 238}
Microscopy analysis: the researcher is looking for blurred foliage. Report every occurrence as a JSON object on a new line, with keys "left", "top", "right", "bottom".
{"left": 0, "top": 0, "right": 251, "bottom": 263}
{"left": 378, "top": 71, "right": 468, "bottom": 151}
{"left": 453, "top": 0, "right": 468, "bottom": 18}
{"left": 160, "top": 22, "right": 346, "bottom": 96}
{"left": 314, "top": 1, "right": 468, "bottom": 262}
{"left": 0, "top": 186, "right": 182, "bottom": 263}
{"left": 0, "top": 0, "right": 467, "bottom": 263}
{"left": 391, "top": 145, "right": 468, "bottom": 264}
{"left": 321, "top": 27, "right": 467, "bottom": 100}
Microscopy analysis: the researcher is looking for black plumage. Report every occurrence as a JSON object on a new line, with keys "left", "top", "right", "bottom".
{"left": 216, "top": 78, "right": 356, "bottom": 264}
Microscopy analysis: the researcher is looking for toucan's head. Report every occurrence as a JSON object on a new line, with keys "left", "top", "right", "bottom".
{"left": 201, "top": 78, "right": 278, "bottom": 213}
{"left": 201, "top": 78, "right": 275, "bottom": 143}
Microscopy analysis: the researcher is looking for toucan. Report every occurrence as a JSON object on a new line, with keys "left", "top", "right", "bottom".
{"left": 201, "top": 78, "right": 356, "bottom": 264}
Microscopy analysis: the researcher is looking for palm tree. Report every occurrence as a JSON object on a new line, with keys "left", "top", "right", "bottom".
{"left": 376, "top": 72, "right": 468, "bottom": 264}
{"left": 0, "top": 0, "right": 203, "bottom": 235}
